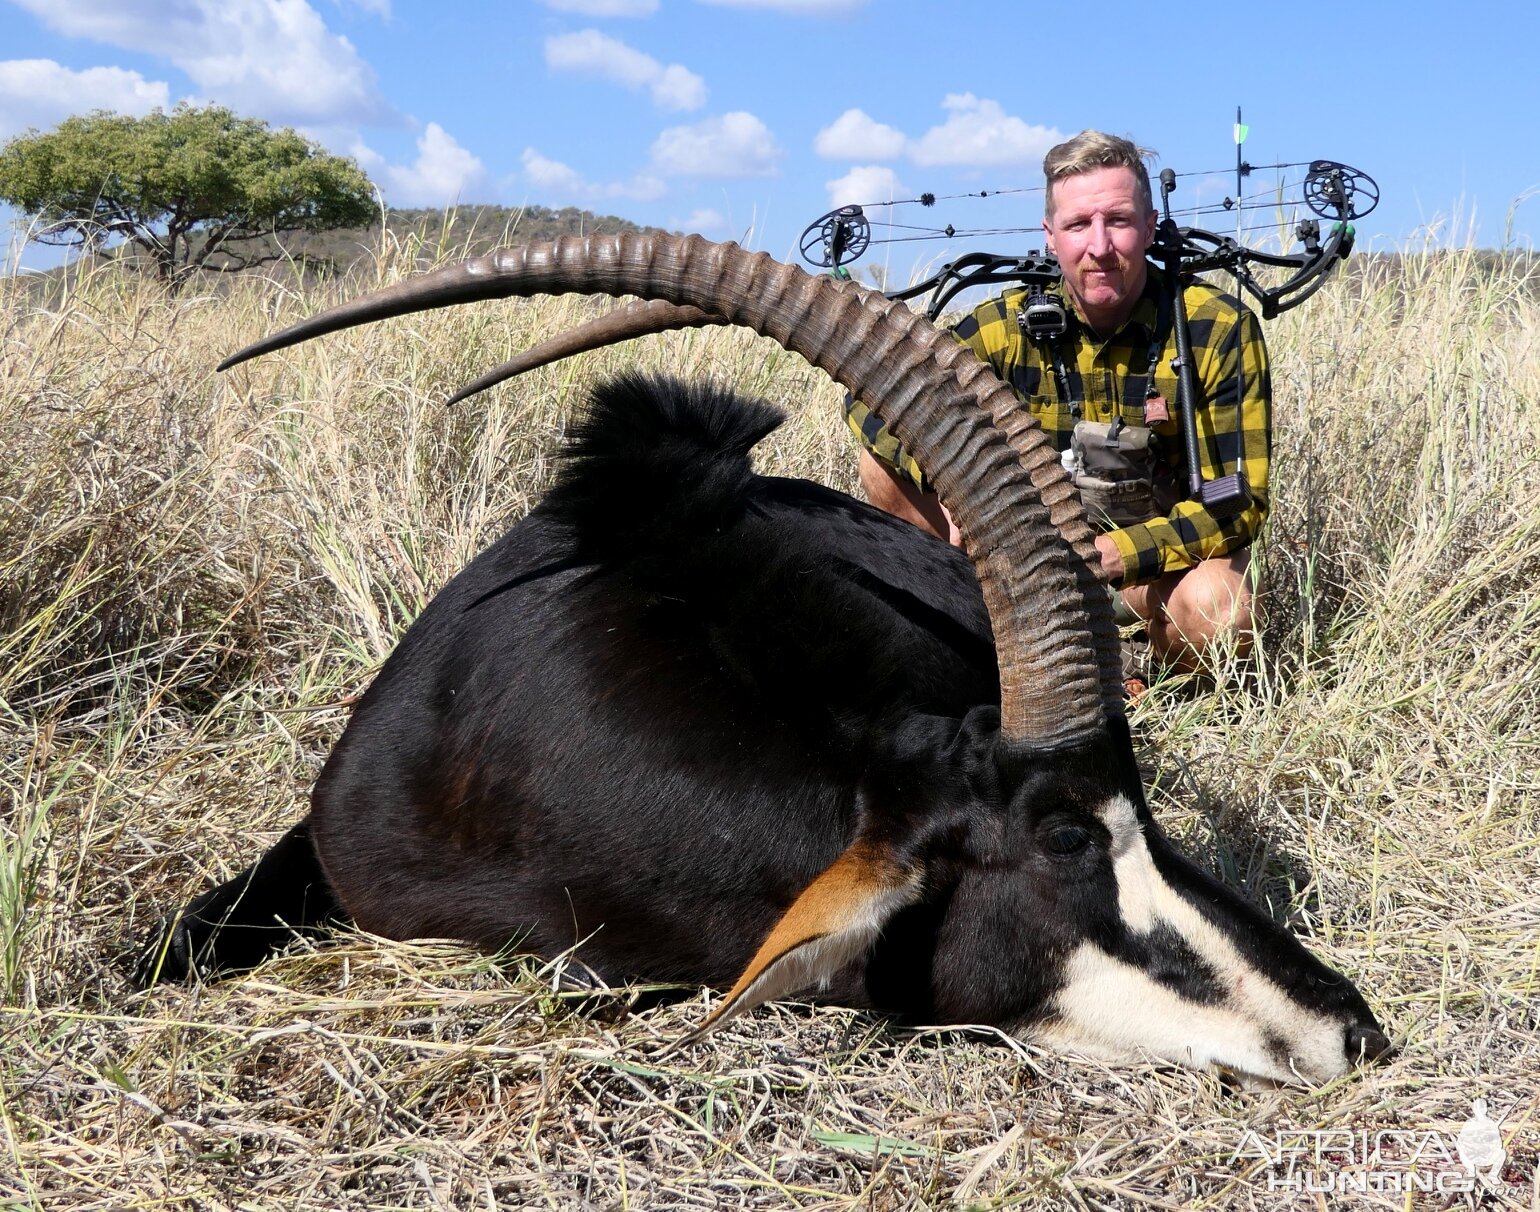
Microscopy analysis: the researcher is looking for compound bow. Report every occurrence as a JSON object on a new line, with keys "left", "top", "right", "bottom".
{"left": 797, "top": 158, "right": 1379, "bottom": 322}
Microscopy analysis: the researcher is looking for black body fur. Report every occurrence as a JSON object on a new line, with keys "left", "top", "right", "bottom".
{"left": 140, "top": 376, "right": 1006, "bottom": 1000}
{"left": 313, "top": 373, "right": 1011, "bottom": 1012}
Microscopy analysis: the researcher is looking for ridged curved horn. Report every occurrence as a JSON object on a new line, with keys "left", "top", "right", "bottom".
{"left": 220, "top": 235, "right": 1124, "bottom": 744}
{"left": 446, "top": 300, "right": 724, "bottom": 406}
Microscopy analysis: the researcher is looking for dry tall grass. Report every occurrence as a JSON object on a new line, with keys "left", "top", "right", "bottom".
{"left": 2, "top": 236, "right": 1537, "bottom": 1210}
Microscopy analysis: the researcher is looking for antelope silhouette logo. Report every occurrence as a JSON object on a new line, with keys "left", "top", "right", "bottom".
{"left": 1456, "top": 1100, "right": 1506, "bottom": 1183}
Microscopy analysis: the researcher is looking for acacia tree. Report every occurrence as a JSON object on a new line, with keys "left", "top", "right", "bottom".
{"left": 0, "top": 104, "right": 378, "bottom": 288}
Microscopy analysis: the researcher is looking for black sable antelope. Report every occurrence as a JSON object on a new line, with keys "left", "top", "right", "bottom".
{"left": 138, "top": 235, "right": 1388, "bottom": 1084}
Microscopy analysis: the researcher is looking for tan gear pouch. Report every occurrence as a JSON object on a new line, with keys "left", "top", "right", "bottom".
{"left": 1071, "top": 419, "right": 1160, "bottom": 531}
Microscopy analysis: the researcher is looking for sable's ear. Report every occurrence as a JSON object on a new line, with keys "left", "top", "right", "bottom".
{"left": 673, "top": 839, "right": 925, "bottom": 1050}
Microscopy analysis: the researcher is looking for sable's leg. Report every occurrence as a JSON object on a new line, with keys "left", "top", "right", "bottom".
{"left": 134, "top": 818, "right": 346, "bottom": 986}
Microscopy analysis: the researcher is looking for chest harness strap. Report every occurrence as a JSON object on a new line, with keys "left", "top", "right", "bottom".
{"left": 1024, "top": 284, "right": 1172, "bottom": 421}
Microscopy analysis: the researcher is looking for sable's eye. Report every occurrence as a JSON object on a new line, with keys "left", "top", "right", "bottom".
{"left": 1045, "top": 826, "right": 1092, "bottom": 856}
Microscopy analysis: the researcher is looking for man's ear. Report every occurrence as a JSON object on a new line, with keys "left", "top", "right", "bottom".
{"left": 672, "top": 838, "right": 925, "bottom": 1050}
{"left": 1042, "top": 213, "right": 1057, "bottom": 257}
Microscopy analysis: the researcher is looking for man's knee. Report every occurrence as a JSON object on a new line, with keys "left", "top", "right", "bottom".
{"left": 857, "top": 451, "right": 951, "bottom": 542}
{"left": 1162, "top": 553, "right": 1255, "bottom": 658}
{"left": 858, "top": 450, "right": 907, "bottom": 513}
{"left": 1121, "top": 551, "right": 1255, "bottom": 672}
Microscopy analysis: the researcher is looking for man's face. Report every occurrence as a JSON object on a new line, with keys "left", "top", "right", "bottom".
{"left": 1043, "top": 166, "right": 1157, "bottom": 332}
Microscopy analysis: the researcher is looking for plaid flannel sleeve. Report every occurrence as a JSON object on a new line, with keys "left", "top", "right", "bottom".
{"left": 842, "top": 298, "right": 1011, "bottom": 492}
{"left": 1105, "top": 294, "right": 1272, "bottom": 586}
{"left": 843, "top": 393, "right": 930, "bottom": 490}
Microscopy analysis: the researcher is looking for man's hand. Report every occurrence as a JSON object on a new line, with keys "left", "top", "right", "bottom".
{"left": 1094, "top": 534, "right": 1125, "bottom": 585}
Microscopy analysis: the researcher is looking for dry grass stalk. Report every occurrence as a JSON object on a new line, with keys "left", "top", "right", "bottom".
{"left": 2, "top": 237, "right": 1537, "bottom": 1209}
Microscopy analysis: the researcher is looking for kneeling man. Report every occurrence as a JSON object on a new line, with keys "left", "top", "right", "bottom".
{"left": 848, "top": 129, "right": 1269, "bottom": 684}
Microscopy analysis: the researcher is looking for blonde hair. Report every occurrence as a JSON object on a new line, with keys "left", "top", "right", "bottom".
{"left": 1043, "top": 130, "right": 1156, "bottom": 219}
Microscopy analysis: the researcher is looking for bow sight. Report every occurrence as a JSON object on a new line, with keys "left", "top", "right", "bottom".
{"left": 797, "top": 158, "right": 1378, "bottom": 322}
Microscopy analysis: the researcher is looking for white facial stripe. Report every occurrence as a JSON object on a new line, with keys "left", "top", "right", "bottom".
{"left": 1038, "top": 941, "right": 1280, "bottom": 1078}
{"left": 1077, "top": 794, "right": 1351, "bottom": 1083}
{"left": 1102, "top": 793, "right": 1159, "bottom": 932}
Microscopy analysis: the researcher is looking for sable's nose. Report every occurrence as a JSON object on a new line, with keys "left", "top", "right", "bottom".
{"left": 1345, "top": 1024, "right": 1392, "bottom": 1065}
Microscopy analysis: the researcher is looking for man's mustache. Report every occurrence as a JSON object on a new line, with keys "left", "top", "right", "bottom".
{"left": 1076, "top": 256, "right": 1131, "bottom": 276}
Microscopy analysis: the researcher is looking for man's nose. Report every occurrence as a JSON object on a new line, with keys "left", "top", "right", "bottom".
{"left": 1086, "top": 219, "right": 1113, "bottom": 257}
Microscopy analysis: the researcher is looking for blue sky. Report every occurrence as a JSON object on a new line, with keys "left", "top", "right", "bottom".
{"left": 3, "top": 0, "right": 1537, "bottom": 281}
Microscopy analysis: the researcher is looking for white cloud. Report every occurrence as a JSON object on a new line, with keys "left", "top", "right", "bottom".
{"left": 544, "top": 30, "right": 652, "bottom": 88}
{"left": 5, "top": 0, "right": 167, "bottom": 53}
{"left": 522, "top": 149, "right": 588, "bottom": 195}
{"left": 814, "top": 108, "right": 904, "bottom": 161}
{"left": 537, "top": 0, "right": 659, "bottom": 14}
{"left": 383, "top": 123, "right": 485, "bottom": 206}
{"left": 650, "top": 111, "right": 780, "bottom": 177}
{"left": 527, "top": 109, "right": 782, "bottom": 199}
{"left": 676, "top": 207, "right": 729, "bottom": 237}
{"left": 616, "top": 172, "right": 667, "bottom": 200}
{"left": 908, "top": 94, "right": 1062, "bottom": 168}
{"left": 825, "top": 164, "right": 906, "bottom": 210}
{"left": 0, "top": 60, "right": 170, "bottom": 139}
{"left": 300, "top": 123, "right": 379, "bottom": 164}
{"left": 544, "top": 30, "right": 704, "bottom": 111}
{"left": 521, "top": 147, "right": 666, "bottom": 203}
{"left": 7, "top": 0, "right": 391, "bottom": 125}
{"left": 696, "top": 0, "right": 867, "bottom": 11}
{"left": 652, "top": 64, "right": 706, "bottom": 111}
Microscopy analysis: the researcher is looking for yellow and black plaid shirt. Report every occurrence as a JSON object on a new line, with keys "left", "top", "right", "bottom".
{"left": 845, "top": 264, "right": 1272, "bottom": 586}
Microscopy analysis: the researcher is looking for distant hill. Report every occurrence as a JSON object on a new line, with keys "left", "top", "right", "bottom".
{"left": 4, "top": 204, "right": 670, "bottom": 293}
{"left": 215, "top": 203, "right": 671, "bottom": 275}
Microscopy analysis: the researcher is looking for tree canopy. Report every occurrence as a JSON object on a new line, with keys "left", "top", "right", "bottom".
{"left": 0, "top": 104, "right": 378, "bottom": 288}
